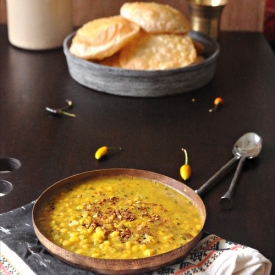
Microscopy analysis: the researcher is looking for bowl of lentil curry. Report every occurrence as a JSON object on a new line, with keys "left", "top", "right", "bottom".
{"left": 33, "top": 169, "right": 206, "bottom": 274}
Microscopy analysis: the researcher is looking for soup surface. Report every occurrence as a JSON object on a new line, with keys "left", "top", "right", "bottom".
{"left": 37, "top": 176, "right": 203, "bottom": 259}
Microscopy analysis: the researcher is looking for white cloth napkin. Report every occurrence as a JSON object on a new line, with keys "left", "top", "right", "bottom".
{"left": 0, "top": 241, "right": 36, "bottom": 275}
{"left": 153, "top": 234, "right": 272, "bottom": 275}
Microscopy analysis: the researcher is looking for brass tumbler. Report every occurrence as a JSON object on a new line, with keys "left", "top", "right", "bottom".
{"left": 187, "top": 0, "right": 227, "bottom": 40}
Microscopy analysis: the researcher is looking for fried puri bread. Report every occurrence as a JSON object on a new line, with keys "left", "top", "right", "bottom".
{"left": 98, "top": 53, "right": 121, "bottom": 68}
{"left": 70, "top": 16, "right": 140, "bottom": 60}
{"left": 119, "top": 32, "right": 197, "bottom": 70}
{"left": 192, "top": 39, "right": 205, "bottom": 55}
{"left": 120, "top": 2, "right": 191, "bottom": 34}
{"left": 193, "top": 55, "right": 205, "bottom": 64}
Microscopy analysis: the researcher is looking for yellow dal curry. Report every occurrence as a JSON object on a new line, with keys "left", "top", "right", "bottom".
{"left": 37, "top": 176, "right": 203, "bottom": 259}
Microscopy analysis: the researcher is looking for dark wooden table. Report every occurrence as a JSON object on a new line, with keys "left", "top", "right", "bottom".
{"left": 1, "top": 24, "right": 275, "bottom": 271}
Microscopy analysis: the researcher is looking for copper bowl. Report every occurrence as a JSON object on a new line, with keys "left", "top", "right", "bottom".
{"left": 32, "top": 169, "right": 206, "bottom": 274}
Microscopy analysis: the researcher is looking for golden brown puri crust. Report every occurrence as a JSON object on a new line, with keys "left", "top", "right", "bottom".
{"left": 192, "top": 55, "right": 205, "bottom": 64}
{"left": 119, "top": 32, "right": 197, "bottom": 70}
{"left": 192, "top": 39, "right": 205, "bottom": 55}
{"left": 69, "top": 3, "right": 201, "bottom": 70}
{"left": 98, "top": 52, "right": 121, "bottom": 67}
{"left": 69, "top": 16, "right": 140, "bottom": 60}
{"left": 120, "top": 2, "right": 191, "bottom": 34}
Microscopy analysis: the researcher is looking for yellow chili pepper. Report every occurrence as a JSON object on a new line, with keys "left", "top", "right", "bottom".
{"left": 95, "top": 146, "right": 122, "bottom": 160}
{"left": 209, "top": 97, "right": 224, "bottom": 112}
{"left": 180, "top": 148, "right": 191, "bottom": 180}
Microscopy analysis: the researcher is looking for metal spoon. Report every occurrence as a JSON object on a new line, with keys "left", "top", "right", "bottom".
{"left": 219, "top": 132, "right": 262, "bottom": 209}
{"left": 195, "top": 132, "right": 262, "bottom": 198}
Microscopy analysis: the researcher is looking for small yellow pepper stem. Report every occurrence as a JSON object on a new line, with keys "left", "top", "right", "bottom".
{"left": 61, "top": 111, "right": 76, "bottom": 117}
{"left": 95, "top": 146, "right": 122, "bottom": 160}
{"left": 182, "top": 148, "right": 188, "bottom": 165}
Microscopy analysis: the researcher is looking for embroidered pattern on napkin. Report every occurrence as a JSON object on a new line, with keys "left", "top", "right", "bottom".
{"left": 0, "top": 241, "right": 35, "bottom": 275}
{"left": 153, "top": 234, "right": 272, "bottom": 275}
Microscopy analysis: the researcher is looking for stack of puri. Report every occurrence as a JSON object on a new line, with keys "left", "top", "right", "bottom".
{"left": 69, "top": 2, "right": 205, "bottom": 70}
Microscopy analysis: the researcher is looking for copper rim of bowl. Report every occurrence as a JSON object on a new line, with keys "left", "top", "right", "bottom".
{"left": 32, "top": 168, "right": 206, "bottom": 274}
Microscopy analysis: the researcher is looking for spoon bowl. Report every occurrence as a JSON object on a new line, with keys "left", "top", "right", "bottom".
{"left": 233, "top": 132, "right": 262, "bottom": 159}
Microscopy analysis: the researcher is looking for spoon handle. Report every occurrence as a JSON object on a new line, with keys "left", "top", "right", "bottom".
{"left": 219, "top": 156, "right": 246, "bottom": 209}
{"left": 195, "top": 156, "right": 239, "bottom": 197}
